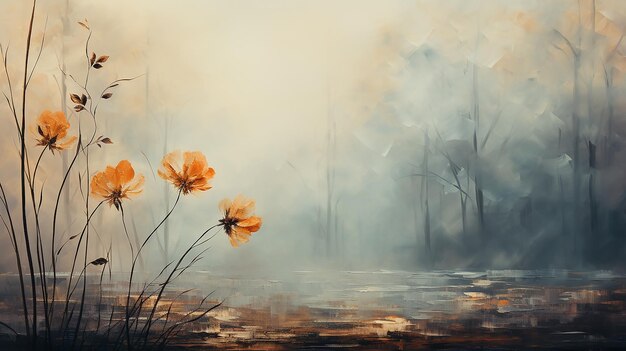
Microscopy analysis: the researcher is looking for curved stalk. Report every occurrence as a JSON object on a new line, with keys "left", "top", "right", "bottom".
{"left": 20, "top": 0, "right": 38, "bottom": 343}
{"left": 141, "top": 224, "right": 220, "bottom": 346}
{"left": 124, "top": 190, "right": 181, "bottom": 350}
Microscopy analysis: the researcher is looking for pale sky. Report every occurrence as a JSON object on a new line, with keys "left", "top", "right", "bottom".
{"left": 1, "top": 0, "right": 626, "bottom": 272}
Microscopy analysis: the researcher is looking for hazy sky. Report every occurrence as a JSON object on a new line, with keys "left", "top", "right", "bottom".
{"left": 1, "top": 0, "right": 626, "bottom": 273}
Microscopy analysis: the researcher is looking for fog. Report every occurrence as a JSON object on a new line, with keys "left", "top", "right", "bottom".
{"left": 1, "top": 0, "right": 626, "bottom": 276}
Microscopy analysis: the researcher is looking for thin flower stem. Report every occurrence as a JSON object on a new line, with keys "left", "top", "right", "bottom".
{"left": 51, "top": 28, "right": 100, "bottom": 331}
{"left": 31, "top": 147, "right": 46, "bottom": 184}
{"left": 28, "top": 147, "right": 51, "bottom": 344}
{"left": 50, "top": 138, "right": 81, "bottom": 322}
{"left": 25, "top": 15, "right": 47, "bottom": 89}
{"left": 120, "top": 207, "right": 135, "bottom": 260}
{"left": 124, "top": 190, "right": 181, "bottom": 350}
{"left": 1, "top": 44, "right": 20, "bottom": 137}
{"left": 83, "top": 30, "right": 92, "bottom": 95}
{"left": 0, "top": 182, "right": 29, "bottom": 337}
{"left": 0, "top": 43, "right": 31, "bottom": 338}
{"left": 72, "top": 142, "right": 92, "bottom": 350}
{"left": 20, "top": 0, "right": 38, "bottom": 344}
{"left": 59, "top": 200, "right": 104, "bottom": 335}
{"left": 94, "top": 248, "right": 110, "bottom": 334}
{"left": 141, "top": 224, "right": 220, "bottom": 345}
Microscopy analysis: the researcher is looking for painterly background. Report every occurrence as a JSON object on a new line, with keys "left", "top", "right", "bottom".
{"left": 3, "top": 1, "right": 626, "bottom": 271}
{"left": 3, "top": 0, "right": 626, "bottom": 273}
{"left": 2, "top": 1, "right": 626, "bottom": 349}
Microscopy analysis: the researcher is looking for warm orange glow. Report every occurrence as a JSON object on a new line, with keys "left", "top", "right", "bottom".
{"left": 158, "top": 151, "right": 215, "bottom": 194}
{"left": 218, "top": 195, "right": 262, "bottom": 247}
{"left": 91, "top": 160, "right": 144, "bottom": 209}
{"left": 32, "top": 110, "right": 77, "bottom": 152}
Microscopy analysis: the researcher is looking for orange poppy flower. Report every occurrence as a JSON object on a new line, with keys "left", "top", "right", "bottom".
{"left": 157, "top": 151, "right": 215, "bottom": 194}
{"left": 32, "top": 110, "right": 77, "bottom": 152}
{"left": 90, "top": 160, "right": 144, "bottom": 210}
{"left": 218, "top": 195, "right": 262, "bottom": 247}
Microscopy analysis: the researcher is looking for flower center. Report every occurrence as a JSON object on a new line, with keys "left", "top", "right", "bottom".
{"left": 111, "top": 189, "right": 122, "bottom": 199}
{"left": 219, "top": 217, "right": 239, "bottom": 234}
{"left": 177, "top": 176, "right": 191, "bottom": 193}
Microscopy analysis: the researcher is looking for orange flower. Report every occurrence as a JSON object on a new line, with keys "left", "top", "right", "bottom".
{"left": 90, "top": 160, "right": 144, "bottom": 210}
{"left": 218, "top": 195, "right": 262, "bottom": 247}
{"left": 32, "top": 110, "right": 77, "bottom": 152}
{"left": 158, "top": 151, "right": 215, "bottom": 194}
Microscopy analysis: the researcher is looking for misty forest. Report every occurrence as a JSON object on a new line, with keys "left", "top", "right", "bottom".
{"left": 1, "top": 0, "right": 626, "bottom": 350}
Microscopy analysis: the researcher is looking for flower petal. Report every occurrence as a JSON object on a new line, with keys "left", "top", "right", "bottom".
{"left": 228, "top": 227, "right": 252, "bottom": 247}
{"left": 158, "top": 151, "right": 182, "bottom": 181}
{"left": 231, "top": 195, "right": 255, "bottom": 220}
{"left": 116, "top": 160, "right": 135, "bottom": 185}
{"left": 218, "top": 198, "right": 232, "bottom": 215}
{"left": 90, "top": 172, "right": 112, "bottom": 198}
{"left": 56, "top": 136, "right": 77, "bottom": 150}
{"left": 183, "top": 151, "right": 208, "bottom": 178}
{"left": 238, "top": 216, "right": 262, "bottom": 232}
{"left": 124, "top": 174, "right": 144, "bottom": 196}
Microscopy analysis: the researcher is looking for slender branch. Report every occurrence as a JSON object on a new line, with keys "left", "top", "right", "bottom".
{"left": 21, "top": 0, "right": 39, "bottom": 342}
{"left": 93, "top": 74, "right": 144, "bottom": 115}
{"left": 0, "top": 321, "right": 18, "bottom": 336}
{"left": 72, "top": 143, "right": 92, "bottom": 350}
{"left": 0, "top": 44, "right": 21, "bottom": 137}
{"left": 0, "top": 182, "right": 30, "bottom": 336}
{"left": 28, "top": 147, "right": 50, "bottom": 343}
{"left": 124, "top": 190, "right": 181, "bottom": 350}
{"left": 120, "top": 207, "right": 135, "bottom": 259}
{"left": 59, "top": 200, "right": 104, "bottom": 335}
{"left": 25, "top": 15, "right": 47, "bottom": 87}
{"left": 51, "top": 139, "right": 81, "bottom": 323}
{"left": 400, "top": 172, "right": 472, "bottom": 199}
{"left": 142, "top": 225, "right": 220, "bottom": 345}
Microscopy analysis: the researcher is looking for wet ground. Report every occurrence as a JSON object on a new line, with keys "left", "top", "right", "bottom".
{"left": 1, "top": 269, "right": 626, "bottom": 349}
{"left": 167, "top": 269, "right": 626, "bottom": 349}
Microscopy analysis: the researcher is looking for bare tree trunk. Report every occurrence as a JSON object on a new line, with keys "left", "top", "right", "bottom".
{"left": 317, "top": 201, "right": 322, "bottom": 254}
{"left": 586, "top": 0, "right": 598, "bottom": 262}
{"left": 472, "top": 63, "right": 485, "bottom": 239}
{"left": 588, "top": 141, "right": 597, "bottom": 243}
{"left": 334, "top": 197, "right": 340, "bottom": 262}
{"left": 411, "top": 175, "right": 420, "bottom": 264}
{"left": 571, "top": 3, "right": 584, "bottom": 267}
{"left": 604, "top": 67, "right": 614, "bottom": 166}
{"left": 421, "top": 131, "right": 431, "bottom": 265}
{"left": 603, "top": 66, "right": 617, "bottom": 242}
{"left": 555, "top": 15, "right": 584, "bottom": 267}
{"left": 324, "top": 90, "right": 336, "bottom": 257}
{"left": 557, "top": 129, "right": 568, "bottom": 261}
